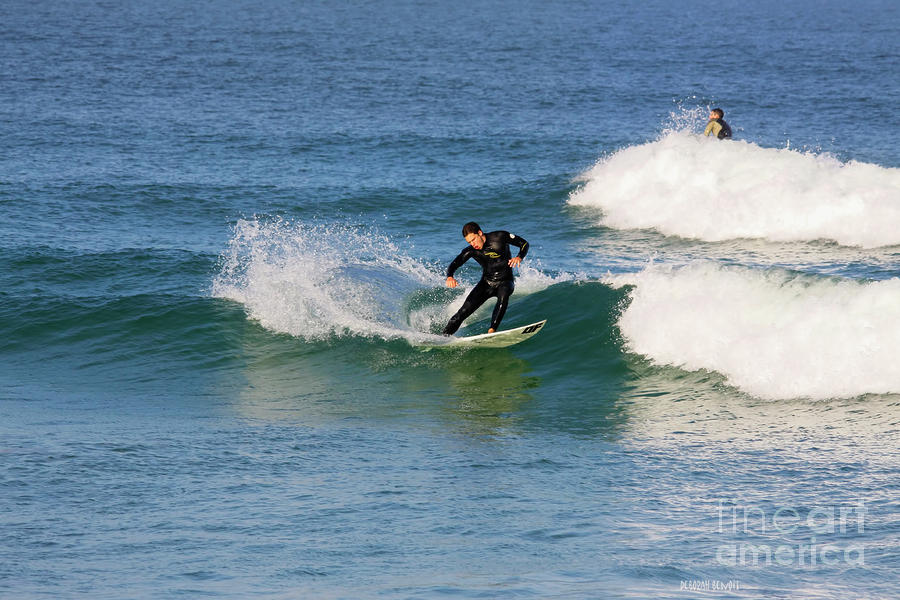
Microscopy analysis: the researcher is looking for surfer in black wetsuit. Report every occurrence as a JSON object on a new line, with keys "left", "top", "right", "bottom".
{"left": 442, "top": 221, "right": 528, "bottom": 335}
{"left": 704, "top": 108, "right": 733, "bottom": 139}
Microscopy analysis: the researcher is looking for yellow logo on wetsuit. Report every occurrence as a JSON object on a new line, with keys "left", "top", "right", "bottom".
{"left": 484, "top": 251, "right": 501, "bottom": 258}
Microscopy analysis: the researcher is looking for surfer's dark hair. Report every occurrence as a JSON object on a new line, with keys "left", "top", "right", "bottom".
{"left": 711, "top": 108, "right": 725, "bottom": 118}
{"left": 462, "top": 222, "right": 481, "bottom": 237}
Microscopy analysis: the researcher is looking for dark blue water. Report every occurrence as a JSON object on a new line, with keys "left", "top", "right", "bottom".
{"left": 2, "top": 1, "right": 899, "bottom": 598}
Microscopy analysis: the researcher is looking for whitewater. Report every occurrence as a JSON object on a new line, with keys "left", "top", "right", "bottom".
{"left": 607, "top": 262, "right": 900, "bottom": 400}
{"left": 569, "top": 131, "right": 900, "bottom": 248}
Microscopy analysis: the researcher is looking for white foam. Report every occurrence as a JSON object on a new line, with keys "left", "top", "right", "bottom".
{"left": 569, "top": 131, "right": 900, "bottom": 248}
{"left": 605, "top": 262, "right": 900, "bottom": 400}
{"left": 212, "top": 218, "right": 442, "bottom": 342}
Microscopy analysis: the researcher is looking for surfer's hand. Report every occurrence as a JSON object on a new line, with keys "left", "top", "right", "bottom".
{"left": 446, "top": 276, "right": 458, "bottom": 288}
{"left": 509, "top": 256, "right": 522, "bottom": 268}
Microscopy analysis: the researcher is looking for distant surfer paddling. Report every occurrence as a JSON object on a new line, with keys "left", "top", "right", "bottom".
{"left": 703, "top": 108, "right": 733, "bottom": 139}
{"left": 442, "top": 222, "right": 528, "bottom": 335}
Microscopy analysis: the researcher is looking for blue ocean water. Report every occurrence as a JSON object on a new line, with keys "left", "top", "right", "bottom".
{"left": 2, "top": 0, "right": 899, "bottom": 598}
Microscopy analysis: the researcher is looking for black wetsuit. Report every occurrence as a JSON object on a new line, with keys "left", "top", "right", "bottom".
{"left": 711, "top": 118, "right": 732, "bottom": 139}
{"left": 442, "top": 231, "right": 529, "bottom": 335}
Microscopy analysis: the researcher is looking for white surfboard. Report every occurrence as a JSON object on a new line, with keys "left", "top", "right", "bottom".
{"left": 424, "top": 319, "right": 547, "bottom": 349}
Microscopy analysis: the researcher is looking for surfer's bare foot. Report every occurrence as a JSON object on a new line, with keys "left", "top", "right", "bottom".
{"left": 488, "top": 328, "right": 495, "bottom": 333}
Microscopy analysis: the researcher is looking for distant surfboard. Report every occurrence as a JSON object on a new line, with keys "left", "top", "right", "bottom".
{"left": 422, "top": 320, "right": 547, "bottom": 349}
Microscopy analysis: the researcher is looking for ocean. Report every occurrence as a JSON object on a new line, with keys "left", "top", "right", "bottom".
{"left": 2, "top": 0, "right": 899, "bottom": 598}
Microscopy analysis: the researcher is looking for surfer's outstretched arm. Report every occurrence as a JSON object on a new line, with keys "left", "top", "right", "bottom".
{"left": 445, "top": 246, "right": 474, "bottom": 288}
{"left": 506, "top": 232, "right": 528, "bottom": 267}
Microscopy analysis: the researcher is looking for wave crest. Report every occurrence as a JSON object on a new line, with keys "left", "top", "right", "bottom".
{"left": 569, "top": 131, "right": 900, "bottom": 248}
{"left": 211, "top": 218, "right": 441, "bottom": 342}
{"left": 606, "top": 262, "right": 900, "bottom": 400}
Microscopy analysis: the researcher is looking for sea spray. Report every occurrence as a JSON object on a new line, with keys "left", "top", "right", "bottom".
{"left": 211, "top": 218, "right": 441, "bottom": 342}
{"left": 606, "top": 262, "right": 900, "bottom": 400}
{"left": 570, "top": 131, "right": 900, "bottom": 248}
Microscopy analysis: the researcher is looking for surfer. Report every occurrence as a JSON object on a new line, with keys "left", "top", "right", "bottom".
{"left": 704, "top": 108, "right": 733, "bottom": 139}
{"left": 442, "top": 222, "right": 528, "bottom": 335}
